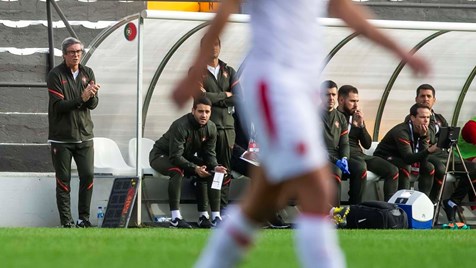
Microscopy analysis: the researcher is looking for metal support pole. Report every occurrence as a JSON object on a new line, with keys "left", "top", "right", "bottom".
{"left": 50, "top": 0, "right": 79, "bottom": 40}
{"left": 46, "top": 0, "right": 55, "bottom": 72}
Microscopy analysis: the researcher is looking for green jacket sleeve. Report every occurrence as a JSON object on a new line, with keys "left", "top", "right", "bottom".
{"left": 358, "top": 125, "right": 373, "bottom": 150}
{"left": 338, "top": 114, "right": 350, "bottom": 159}
{"left": 394, "top": 128, "right": 430, "bottom": 164}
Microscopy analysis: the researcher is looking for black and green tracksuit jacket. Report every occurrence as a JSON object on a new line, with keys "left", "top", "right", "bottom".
{"left": 201, "top": 59, "right": 239, "bottom": 134}
{"left": 47, "top": 61, "right": 98, "bottom": 142}
{"left": 150, "top": 113, "right": 219, "bottom": 174}
{"left": 322, "top": 109, "right": 350, "bottom": 163}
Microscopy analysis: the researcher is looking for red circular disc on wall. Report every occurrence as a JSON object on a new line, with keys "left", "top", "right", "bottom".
{"left": 124, "top": 22, "right": 137, "bottom": 41}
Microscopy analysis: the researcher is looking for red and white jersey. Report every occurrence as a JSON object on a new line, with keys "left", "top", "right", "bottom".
{"left": 248, "top": 0, "right": 326, "bottom": 72}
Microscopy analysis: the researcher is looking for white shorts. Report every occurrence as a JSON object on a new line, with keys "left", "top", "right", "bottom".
{"left": 239, "top": 60, "right": 327, "bottom": 183}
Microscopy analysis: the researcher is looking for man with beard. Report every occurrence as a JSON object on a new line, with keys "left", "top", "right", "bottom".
{"left": 321, "top": 80, "right": 364, "bottom": 205}
{"left": 337, "top": 85, "right": 399, "bottom": 201}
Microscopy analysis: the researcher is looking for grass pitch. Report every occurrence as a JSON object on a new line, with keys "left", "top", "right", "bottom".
{"left": 0, "top": 228, "right": 474, "bottom": 268}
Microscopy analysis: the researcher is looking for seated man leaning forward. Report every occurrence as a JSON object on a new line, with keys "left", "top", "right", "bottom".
{"left": 149, "top": 96, "right": 227, "bottom": 229}
{"left": 374, "top": 103, "right": 439, "bottom": 197}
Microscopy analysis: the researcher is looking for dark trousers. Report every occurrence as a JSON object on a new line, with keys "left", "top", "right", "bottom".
{"left": 50, "top": 141, "right": 94, "bottom": 225}
{"left": 385, "top": 157, "right": 434, "bottom": 197}
{"left": 363, "top": 155, "right": 399, "bottom": 201}
{"left": 195, "top": 177, "right": 221, "bottom": 212}
{"left": 150, "top": 155, "right": 221, "bottom": 213}
{"left": 331, "top": 157, "right": 366, "bottom": 206}
{"left": 216, "top": 128, "right": 235, "bottom": 210}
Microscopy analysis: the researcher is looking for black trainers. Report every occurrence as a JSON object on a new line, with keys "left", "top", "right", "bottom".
{"left": 169, "top": 218, "right": 192, "bottom": 229}
{"left": 268, "top": 213, "right": 290, "bottom": 229}
{"left": 76, "top": 219, "right": 93, "bottom": 228}
{"left": 443, "top": 199, "right": 457, "bottom": 222}
{"left": 197, "top": 216, "right": 213, "bottom": 229}
{"left": 62, "top": 222, "right": 76, "bottom": 228}
{"left": 211, "top": 216, "right": 222, "bottom": 228}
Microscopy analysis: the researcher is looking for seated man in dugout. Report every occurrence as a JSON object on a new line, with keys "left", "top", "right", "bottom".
{"left": 321, "top": 80, "right": 366, "bottom": 206}
{"left": 374, "top": 103, "right": 439, "bottom": 197}
{"left": 337, "top": 85, "right": 399, "bottom": 201}
{"left": 149, "top": 96, "right": 227, "bottom": 229}
{"left": 405, "top": 84, "right": 476, "bottom": 221}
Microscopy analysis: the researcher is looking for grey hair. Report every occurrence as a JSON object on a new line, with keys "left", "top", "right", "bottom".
{"left": 61, "top": 37, "right": 83, "bottom": 55}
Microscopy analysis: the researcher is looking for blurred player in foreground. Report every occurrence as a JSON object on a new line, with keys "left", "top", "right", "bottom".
{"left": 172, "top": 0, "right": 429, "bottom": 267}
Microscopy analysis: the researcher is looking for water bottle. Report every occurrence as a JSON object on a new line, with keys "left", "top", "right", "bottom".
{"left": 248, "top": 124, "right": 259, "bottom": 153}
{"left": 97, "top": 206, "right": 105, "bottom": 227}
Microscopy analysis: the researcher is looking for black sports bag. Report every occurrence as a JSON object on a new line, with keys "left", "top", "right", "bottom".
{"left": 345, "top": 201, "right": 408, "bottom": 229}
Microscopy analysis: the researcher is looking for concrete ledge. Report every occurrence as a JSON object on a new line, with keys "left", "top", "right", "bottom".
{"left": 0, "top": 172, "right": 114, "bottom": 227}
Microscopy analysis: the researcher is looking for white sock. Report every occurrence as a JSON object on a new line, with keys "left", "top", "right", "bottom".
{"left": 295, "top": 214, "right": 346, "bottom": 268}
{"left": 211, "top": 211, "right": 221, "bottom": 220}
{"left": 194, "top": 207, "right": 258, "bottom": 268}
{"left": 171, "top": 210, "right": 182, "bottom": 220}
{"left": 199, "top": 211, "right": 209, "bottom": 219}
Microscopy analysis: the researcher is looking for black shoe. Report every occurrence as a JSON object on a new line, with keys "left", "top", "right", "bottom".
{"left": 211, "top": 216, "right": 222, "bottom": 228}
{"left": 268, "top": 213, "right": 290, "bottom": 229}
{"left": 197, "top": 216, "right": 213, "bottom": 229}
{"left": 443, "top": 199, "right": 457, "bottom": 222}
{"left": 169, "top": 218, "right": 192, "bottom": 229}
{"left": 76, "top": 219, "right": 93, "bottom": 228}
{"left": 62, "top": 222, "right": 76, "bottom": 228}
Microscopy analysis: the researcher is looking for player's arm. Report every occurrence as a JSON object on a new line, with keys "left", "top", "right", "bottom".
{"left": 171, "top": 0, "right": 242, "bottom": 107}
{"left": 328, "top": 0, "right": 429, "bottom": 76}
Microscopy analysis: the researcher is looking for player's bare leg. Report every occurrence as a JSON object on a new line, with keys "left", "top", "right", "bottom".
{"left": 195, "top": 165, "right": 346, "bottom": 268}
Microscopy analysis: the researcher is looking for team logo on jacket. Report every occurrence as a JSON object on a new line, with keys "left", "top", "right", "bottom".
{"left": 223, "top": 71, "right": 228, "bottom": 78}
{"left": 82, "top": 76, "right": 88, "bottom": 86}
{"left": 202, "top": 136, "right": 207, "bottom": 142}
{"left": 61, "top": 80, "right": 68, "bottom": 85}
{"left": 334, "top": 120, "right": 340, "bottom": 128}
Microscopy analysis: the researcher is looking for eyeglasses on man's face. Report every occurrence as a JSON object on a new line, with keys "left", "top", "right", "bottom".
{"left": 66, "top": 50, "right": 83, "bottom": 56}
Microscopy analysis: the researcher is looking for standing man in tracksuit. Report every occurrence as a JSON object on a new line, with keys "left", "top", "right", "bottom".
{"left": 47, "top": 37, "right": 100, "bottom": 228}
{"left": 374, "top": 103, "right": 439, "bottom": 197}
{"left": 337, "top": 85, "right": 399, "bottom": 201}
{"left": 200, "top": 36, "right": 240, "bottom": 213}
{"left": 321, "top": 80, "right": 365, "bottom": 206}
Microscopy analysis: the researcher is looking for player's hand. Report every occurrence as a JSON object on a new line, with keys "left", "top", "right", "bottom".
{"left": 336, "top": 158, "right": 350, "bottom": 174}
{"left": 428, "top": 143, "right": 439, "bottom": 154}
{"left": 353, "top": 109, "right": 365, "bottom": 127}
{"left": 171, "top": 67, "right": 205, "bottom": 109}
{"left": 403, "top": 52, "right": 431, "bottom": 77}
{"left": 214, "top": 165, "right": 227, "bottom": 174}
{"left": 195, "top": 165, "right": 211, "bottom": 178}
{"left": 242, "top": 151, "right": 258, "bottom": 162}
{"left": 413, "top": 123, "right": 428, "bottom": 136}
{"left": 171, "top": 78, "right": 202, "bottom": 109}
{"left": 81, "top": 81, "right": 100, "bottom": 102}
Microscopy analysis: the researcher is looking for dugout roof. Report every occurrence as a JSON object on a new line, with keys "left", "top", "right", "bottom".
{"left": 82, "top": 10, "right": 476, "bottom": 173}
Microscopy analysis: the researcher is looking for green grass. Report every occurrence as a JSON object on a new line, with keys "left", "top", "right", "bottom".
{"left": 0, "top": 228, "right": 475, "bottom": 268}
